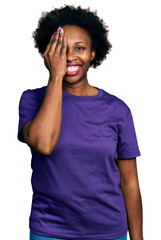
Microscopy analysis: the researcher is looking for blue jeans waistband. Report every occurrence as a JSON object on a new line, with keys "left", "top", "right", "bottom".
{"left": 30, "top": 230, "right": 127, "bottom": 240}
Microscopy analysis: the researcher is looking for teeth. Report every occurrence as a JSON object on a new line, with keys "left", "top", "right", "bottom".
{"left": 66, "top": 66, "right": 80, "bottom": 72}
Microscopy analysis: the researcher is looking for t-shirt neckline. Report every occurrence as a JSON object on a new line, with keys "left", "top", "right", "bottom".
{"left": 63, "top": 87, "right": 104, "bottom": 101}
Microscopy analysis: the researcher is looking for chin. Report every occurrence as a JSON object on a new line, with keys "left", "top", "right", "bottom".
{"left": 63, "top": 77, "right": 78, "bottom": 84}
{"left": 64, "top": 71, "right": 87, "bottom": 82}
{"left": 63, "top": 74, "right": 81, "bottom": 82}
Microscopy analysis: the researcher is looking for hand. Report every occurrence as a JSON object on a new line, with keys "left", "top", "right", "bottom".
{"left": 43, "top": 27, "right": 67, "bottom": 80}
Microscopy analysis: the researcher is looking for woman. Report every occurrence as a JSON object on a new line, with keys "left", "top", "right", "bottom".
{"left": 17, "top": 5, "right": 143, "bottom": 240}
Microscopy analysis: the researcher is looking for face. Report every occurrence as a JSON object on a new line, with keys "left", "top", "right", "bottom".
{"left": 62, "top": 25, "right": 96, "bottom": 84}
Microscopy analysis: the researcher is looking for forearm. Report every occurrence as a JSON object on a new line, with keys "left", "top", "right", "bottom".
{"left": 28, "top": 76, "right": 63, "bottom": 155}
{"left": 120, "top": 183, "right": 143, "bottom": 240}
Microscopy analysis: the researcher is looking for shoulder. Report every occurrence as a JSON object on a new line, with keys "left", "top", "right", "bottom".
{"left": 21, "top": 85, "right": 47, "bottom": 96}
{"left": 102, "top": 89, "right": 131, "bottom": 117}
{"left": 20, "top": 85, "right": 47, "bottom": 103}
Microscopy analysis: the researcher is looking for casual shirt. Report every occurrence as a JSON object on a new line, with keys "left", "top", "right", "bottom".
{"left": 17, "top": 86, "right": 141, "bottom": 239}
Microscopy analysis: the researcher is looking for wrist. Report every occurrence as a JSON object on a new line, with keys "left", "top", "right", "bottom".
{"left": 49, "top": 74, "right": 63, "bottom": 83}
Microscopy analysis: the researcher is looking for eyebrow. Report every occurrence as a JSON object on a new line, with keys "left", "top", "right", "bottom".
{"left": 75, "top": 41, "right": 87, "bottom": 45}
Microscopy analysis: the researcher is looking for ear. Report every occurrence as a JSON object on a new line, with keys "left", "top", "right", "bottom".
{"left": 90, "top": 49, "right": 96, "bottom": 61}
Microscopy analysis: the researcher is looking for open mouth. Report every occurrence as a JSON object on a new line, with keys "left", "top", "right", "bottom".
{"left": 66, "top": 66, "right": 81, "bottom": 72}
{"left": 66, "top": 66, "right": 82, "bottom": 76}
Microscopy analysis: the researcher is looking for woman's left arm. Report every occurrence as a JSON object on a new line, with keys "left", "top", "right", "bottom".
{"left": 116, "top": 158, "right": 144, "bottom": 240}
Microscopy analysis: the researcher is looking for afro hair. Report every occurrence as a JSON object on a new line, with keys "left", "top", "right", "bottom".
{"left": 32, "top": 5, "right": 112, "bottom": 68}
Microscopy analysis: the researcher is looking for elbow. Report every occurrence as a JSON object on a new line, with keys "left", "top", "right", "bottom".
{"left": 26, "top": 128, "right": 57, "bottom": 156}
{"left": 42, "top": 147, "right": 54, "bottom": 157}
{"left": 33, "top": 141, "right": 55, "bottom": 156}
{"left": 26, "top": 136, "right": 55, "bottom": 156}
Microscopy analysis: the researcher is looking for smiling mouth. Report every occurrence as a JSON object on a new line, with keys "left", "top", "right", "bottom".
{"left": 66, "top": 66, "right": 82, "bottom": 76}
{"left": 66, "top": 65, "right": 81, "bottom": 71}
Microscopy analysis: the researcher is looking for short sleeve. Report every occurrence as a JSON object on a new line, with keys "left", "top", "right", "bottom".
{"left": 117, "top": 109, "right": 141, "bottom": 159}
{"left": 17, "top": 90, "right": 40, "bottom": 143}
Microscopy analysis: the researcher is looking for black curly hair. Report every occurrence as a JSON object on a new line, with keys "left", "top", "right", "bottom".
{"left": 32, "top": 5, "right": 112, "bottom": 68}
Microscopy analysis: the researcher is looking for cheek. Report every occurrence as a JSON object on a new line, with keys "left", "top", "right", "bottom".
{"left": 80, "top": 52, "right": 92, "bottom": 62}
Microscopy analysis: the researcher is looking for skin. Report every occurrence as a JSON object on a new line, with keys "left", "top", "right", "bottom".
{"left": 116, "top": 158, "right": 143, "bottom": 240}
{"left": 44, "top": 26, "right": 143, "bottom": 239}
{"left": 23, "top": 25, "right": 143, "bottom": 239}
{"left": 22, "top": 25, "right": 97, "bottom": 155}
{"left": 61, "top": 25, "right": 97, "bottom": 96}
{"left": 44, "top": 25, "right": 97, "bottom": 96}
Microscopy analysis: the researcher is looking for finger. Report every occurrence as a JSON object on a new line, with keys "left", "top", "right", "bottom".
{"left": 60, "top": 35, "right": 67, "bottom": 55}
{"left": 44, "top": 33, "right": 55, "bottom": 56}
{"left": 54, "top": 27, "right": 64, "bottom": 54}
{"left": 43, "top": 33, "right": 56, "bottom": 68}
{"left": 44, "top": 57, "right": 49, "bottom": 70}
{"left": 48, "top": 30, "right": 60, "bottom": 55}
{"left": 43, "top": 33, "right": 55, "bottom": 68}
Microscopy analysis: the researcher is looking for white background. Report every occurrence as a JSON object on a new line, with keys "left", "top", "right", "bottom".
{"left": 0, "top": 0, "right": 160, "bottom": 239}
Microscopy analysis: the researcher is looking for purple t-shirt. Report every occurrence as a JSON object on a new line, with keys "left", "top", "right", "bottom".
{"left": 17, "top": 86, "right": 141, "bottom": 240}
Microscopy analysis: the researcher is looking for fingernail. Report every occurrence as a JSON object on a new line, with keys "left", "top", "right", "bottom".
{"left": 53, "top": 31, "right": 56, "bottom": 36}
{"left": 63, "top": 35, "right": 66, "bottom": 40}
{"left": 57, "top": 27, "right": 63, "bottom": 33}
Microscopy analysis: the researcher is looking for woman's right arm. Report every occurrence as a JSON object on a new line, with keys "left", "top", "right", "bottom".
{"left": 22, "top": 27, "right": 67, "bottom": 156}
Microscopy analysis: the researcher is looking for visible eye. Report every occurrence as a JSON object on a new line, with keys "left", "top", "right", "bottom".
{"left": 76, "top": 47, "right": 85, "bottom": 51}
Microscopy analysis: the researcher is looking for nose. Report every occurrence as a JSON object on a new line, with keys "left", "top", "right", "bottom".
{"left": 66, "top": 49, "right": 77, "bottom": 61}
